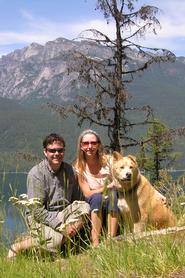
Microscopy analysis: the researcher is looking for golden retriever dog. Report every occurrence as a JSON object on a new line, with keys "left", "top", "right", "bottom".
{"left": 112, "top": 152, "right": 177, "bottom": 233}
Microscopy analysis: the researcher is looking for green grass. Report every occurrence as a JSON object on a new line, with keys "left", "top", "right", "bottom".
{"left": 1, "top": 172, "right": 185, "bottom": 278}
{"left": 1, "top": 234, "right": 185, "bottom": 278}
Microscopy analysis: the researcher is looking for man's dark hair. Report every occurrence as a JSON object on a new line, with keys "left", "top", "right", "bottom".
{"left": 43, "top": 133, "right": 65, "bottom": 148}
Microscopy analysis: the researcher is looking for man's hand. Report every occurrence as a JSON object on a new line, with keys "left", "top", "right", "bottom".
{"left": 57, "top": 217, "right": 84, "bottom": 237}
{"left": 64, "top": 223, "right": 77, "bottom": 237}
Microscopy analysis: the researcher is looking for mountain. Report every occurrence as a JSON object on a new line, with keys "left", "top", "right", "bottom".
{"left": 130, "top": 59, "right": 185, "bottom": 128}
{"left": 0, "top": 37, "right": 110, "bottom": 102}
{"left": 0, "top": 37, "right": 185, "bottom": 125}
{"left": 0, "top": 37, "right": 185, "bottom": 170}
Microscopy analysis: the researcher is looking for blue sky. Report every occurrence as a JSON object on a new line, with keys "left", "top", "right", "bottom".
{"left": 0, "top": 0, "right": 185, "bottom": 57}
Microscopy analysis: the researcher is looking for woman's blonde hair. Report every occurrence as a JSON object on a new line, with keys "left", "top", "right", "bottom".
{"left": 74, "top": 129, "right": 106, "bottom": 177}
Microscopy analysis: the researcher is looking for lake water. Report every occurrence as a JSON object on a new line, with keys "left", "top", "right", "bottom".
{"left": 0, "top": 172, "right": 27, "bottom": 245}
{"left": 1, "top": 170, "right": 185, "bottom": 246}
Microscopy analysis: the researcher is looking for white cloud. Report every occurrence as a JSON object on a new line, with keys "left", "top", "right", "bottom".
{"left": 0, "top": 2, "right": 185, "bottom": 56}
{"left": 0, "top": 31, "right": 49, "bottom": 44}
{"left": 0, "top": 12, "right": 115, "bottom": 47}
{"left": 142, "top": 2, "right": 185, "bottom": 53}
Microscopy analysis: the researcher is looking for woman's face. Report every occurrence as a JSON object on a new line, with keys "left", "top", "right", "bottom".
{"left": 80, "top": 133, "right": 99, "bottom": 157}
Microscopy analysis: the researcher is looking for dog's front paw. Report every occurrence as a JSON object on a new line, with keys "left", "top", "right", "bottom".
{"left": 118, "top": 198, "right": 130, "bottom": 213}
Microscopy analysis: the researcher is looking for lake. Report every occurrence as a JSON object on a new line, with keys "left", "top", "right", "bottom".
{"left": 0, "top": 172, "right": 27, "bottom": 246}
{"left": 1, "top": 170, "right": 185, "bottom": 246}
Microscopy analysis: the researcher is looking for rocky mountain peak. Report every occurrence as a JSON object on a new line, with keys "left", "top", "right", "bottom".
{"left": 0, "top": 37, "right": 184, "bottom": 102}
{"left": 0, "top": 37, "right": 84, "bottom": 100}
{"left": 22, "top": 43, "right": 43, "bottom": 60}
{"left": 0, "top": 37, "right": 114, "bottom": 101}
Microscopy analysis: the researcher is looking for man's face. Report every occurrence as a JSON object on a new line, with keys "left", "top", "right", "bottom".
{"left": 43, "top": 141, "right": 65, "bottom": 171}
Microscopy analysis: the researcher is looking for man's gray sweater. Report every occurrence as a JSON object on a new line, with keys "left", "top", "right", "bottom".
{"left": 27, "top": 159, "right": 81, "bottom": 229}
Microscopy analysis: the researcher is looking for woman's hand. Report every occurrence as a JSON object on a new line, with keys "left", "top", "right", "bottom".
{"left": 106, "top": 182, "right": 115, "bottom": 189}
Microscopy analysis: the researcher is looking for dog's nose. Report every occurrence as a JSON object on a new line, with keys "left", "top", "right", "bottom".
{"left": 126, "top": 172, "right": 131, "bottom": 178}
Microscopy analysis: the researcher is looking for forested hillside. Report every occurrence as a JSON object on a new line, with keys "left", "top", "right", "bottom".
{"left": 0, "top": 98, "right": 75, "bottom": 170}
{"left": 0, "top": 94, "right": 184, "bottom": 171}
{"left": 0, "top": 38, "right": 185, "bottom": 171}
{"left": 0, "top": 97, "right": 109, "bottom": 171}
{"left": 130, "top": 60, "right": 185, "bottom": 128}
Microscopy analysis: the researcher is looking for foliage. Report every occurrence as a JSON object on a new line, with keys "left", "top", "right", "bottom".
{"left": 154, "top": 170, "right": 185, "bottom": 219}
{"left": 52, "top": 0, "right": 175, "bottom": 152}
{"left": 0, "top": 208, "right": 4, "bottom": 238}
{"left": 138, "top": 119, "right": 181, "bottom": 181}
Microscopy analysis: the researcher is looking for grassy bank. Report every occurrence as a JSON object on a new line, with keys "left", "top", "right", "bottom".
{"left": 1, "top": 233, "right": 185, "bottom": 278}
{"left": 1, "top": 172, "right": 185, "bottom": 277}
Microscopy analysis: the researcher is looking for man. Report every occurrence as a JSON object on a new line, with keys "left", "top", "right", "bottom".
{"left": 7, "top": 133, "right": 90, "bottom": 259}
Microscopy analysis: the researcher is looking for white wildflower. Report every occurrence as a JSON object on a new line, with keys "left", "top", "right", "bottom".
{"left": 9, "top": 195, "right": 41, "bottom": 210}
{"left": 16, "top": 200, "right": 29, "bottom": 206}
{"left": 19, "top": 194, "right": 29, "bottom": 200}
{"left": 27, "top": 198, "right": 41, "bottom": 209}
{"left": 9, "top": 196, "right": 19, "bottom": 204}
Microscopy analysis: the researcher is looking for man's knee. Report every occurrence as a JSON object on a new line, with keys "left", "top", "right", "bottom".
{"left": 72, "top": 200, "right": 90, "bottom": 214}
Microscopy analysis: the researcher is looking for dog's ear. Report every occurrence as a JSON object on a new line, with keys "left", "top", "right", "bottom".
{"left": 127, "top": 155, "right": 138, "bottom": 166}
{"left": 112, "top": 151, "right": 123, "bottom": 161}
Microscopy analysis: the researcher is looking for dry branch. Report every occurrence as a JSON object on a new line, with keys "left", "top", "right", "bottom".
{"left": 115, "top": 225, "right": 185, "bottom": 242}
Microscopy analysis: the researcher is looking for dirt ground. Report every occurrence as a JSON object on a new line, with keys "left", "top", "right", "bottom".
{"left": 168, "top": 270, "right": 185, "bottom": 278}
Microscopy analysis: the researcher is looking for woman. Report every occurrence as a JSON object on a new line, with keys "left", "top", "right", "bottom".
{"left": 74, "top": 129, "right": 118, "bottom": 247}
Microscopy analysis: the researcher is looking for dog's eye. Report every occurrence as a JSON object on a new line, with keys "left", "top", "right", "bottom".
{"left": 130, "top": 166, "right": 133, "bottom": 169}
{"left": 120, "top": 166, "right": 124, "bottom": 169}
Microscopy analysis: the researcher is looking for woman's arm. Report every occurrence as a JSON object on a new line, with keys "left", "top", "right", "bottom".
{"left": 78, "top": 175, "right": 104, "bottom": 198}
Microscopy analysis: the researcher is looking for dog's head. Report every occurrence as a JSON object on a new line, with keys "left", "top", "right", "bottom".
{"left": 112, "top": 151, "right": 140, "bottom": 191}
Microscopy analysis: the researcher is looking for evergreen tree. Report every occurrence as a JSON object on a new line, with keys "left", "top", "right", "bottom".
{"left": 138, "top": 119, "right": 179, "bottom": 181}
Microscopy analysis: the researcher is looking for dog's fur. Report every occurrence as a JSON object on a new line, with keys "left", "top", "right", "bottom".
{"left": 112, "top": 152, "right": 177, "bottom": 233}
